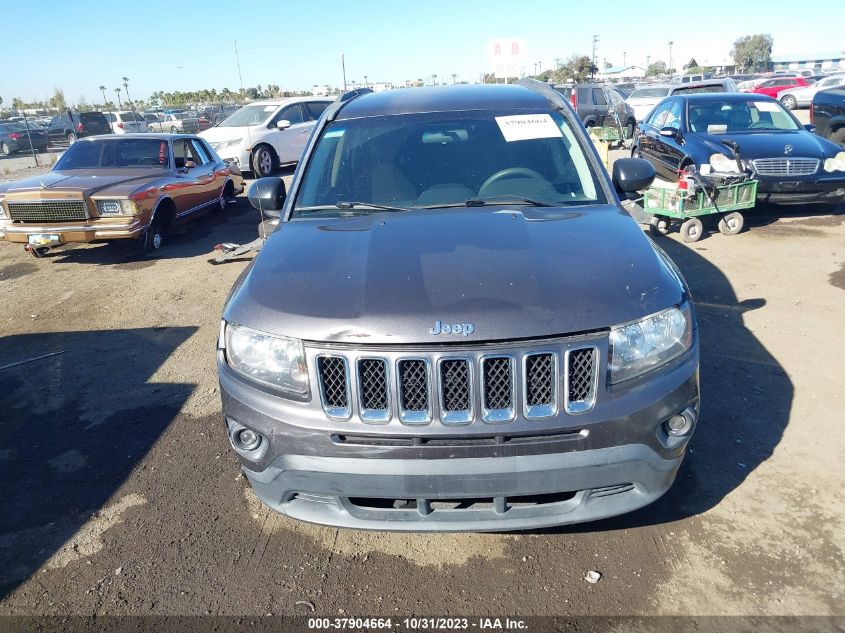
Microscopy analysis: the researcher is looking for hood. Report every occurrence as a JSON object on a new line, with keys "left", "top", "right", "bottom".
{"left": 224, "top": 206, "right": 685, "bottom": 345}
{"left": 699, "top": 129, "right": 835, "bottom": 162}
{"left": 0, "top": 169, "right": 166, "bottom": 197}
{"left": 200, "top": 126, "right": 256, "bottom": 143}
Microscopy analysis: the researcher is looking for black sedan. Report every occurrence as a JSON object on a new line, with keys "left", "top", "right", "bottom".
{"left": 632, "top": 93, "right": 845, "bottom": 205}
{"left": 0, "top": 122, "right": 49, "bottom": 156}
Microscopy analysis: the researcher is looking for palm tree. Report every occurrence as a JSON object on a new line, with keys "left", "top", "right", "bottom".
{"left": 114, "top": 87, "right": 122, "bottom": 108}
{"left": 99, "top": 85, "right": 108, "bottom": 108}
{"left": 122, "top": 77, "right": 132, "bottom": 107}
{"left": 451, "top": 73, "right": 457, "bottom": 85}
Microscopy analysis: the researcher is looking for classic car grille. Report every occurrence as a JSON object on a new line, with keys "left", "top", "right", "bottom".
{"left": 315, "top": 343, "right": 598, "bottom": 425}
{"left": 752, "top": 158, "right": 819, "bottom": 177}
{"left": 7, "top": 200, "right": 89, "bottom": 222}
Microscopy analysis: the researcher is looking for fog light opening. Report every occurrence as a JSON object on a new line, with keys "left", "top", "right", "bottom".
{"left": 665, "top": 409, "right": 694, "bottom": 437}
{"left": 235, "top": 427, "right": 262, "bottom": 451}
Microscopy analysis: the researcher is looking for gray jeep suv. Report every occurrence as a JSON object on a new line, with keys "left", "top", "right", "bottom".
{"left": 217, "top": 80, "right": 700, "bottom": 531}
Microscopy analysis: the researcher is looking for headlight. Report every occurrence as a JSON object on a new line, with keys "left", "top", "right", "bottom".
{"left": 0, "top": 201, "right": 6, "bottom": 219}
{"left": 823, "top": 151, "right": 845, "bottom": 173}
{"left": 96, "top": 199, "right": 137, "bottom": 216}
{"left": 709, "top": 153, "right": 741, "bottom": 173}
{"left": 224, "top": 323, "right": 309, "bottom": 395}
{"left": 609, "top": 302, "right": 693, "bottom": 384}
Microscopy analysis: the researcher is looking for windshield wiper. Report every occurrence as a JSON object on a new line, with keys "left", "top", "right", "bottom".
{"left": 464, "top": 195, "right": 553, "bottom": 207}
{"left": 335, "top": 201, "right": 413, "bottom": 213}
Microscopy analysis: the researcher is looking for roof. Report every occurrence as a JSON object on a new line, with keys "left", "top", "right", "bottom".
{"left": 245, "top": 96, "right": 334, "bottom": 107}
{"left": 336, "top": 84, "right": 552, "bottom": 119}
{"left": 673, "top": 92, "right": 776, "bottom": 102}
{"left": 79, "top": 133, "right": 198, "bottom": 140}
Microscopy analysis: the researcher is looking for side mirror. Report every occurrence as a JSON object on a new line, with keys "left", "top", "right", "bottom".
{"left": 276, "top": 120, "right": 292, "bottom": 130}
{"left": 248, "top": 177, "right": 287, "bottom": 212}
{"left": 659, "top": 127, "right": 681, "bottom": 140}
{"left": 804, "top": 123, "right": 816, "bottom": 133}
{"left": 612, "top": 157, "right": 656, "bottom": 194}
{"left": 184, "top": 160, "right": 196, "bottom": 169}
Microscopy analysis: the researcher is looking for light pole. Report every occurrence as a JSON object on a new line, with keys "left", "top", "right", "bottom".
{"left": 623, "top": 51, "right": 627, "bottom": 66}
{"left": 341, "top": 54, "right": 347, "bottom": 91}
{"left": 668, "top": 41, "right": 674, "bottom": 75}
{"left": 591, "top": 34, "right": 600, "bottom": 78}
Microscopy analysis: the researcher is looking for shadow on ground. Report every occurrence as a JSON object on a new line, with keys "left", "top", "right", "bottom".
{"left": 549, "top": 228, "right": 794, "bottom": 533}
{"left": 0, "top": 327, "right": 197, "bottom": 598}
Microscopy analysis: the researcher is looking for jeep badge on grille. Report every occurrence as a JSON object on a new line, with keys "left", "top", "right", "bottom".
{"left": 429, "top": 320, "right": 475, "bottom": 336}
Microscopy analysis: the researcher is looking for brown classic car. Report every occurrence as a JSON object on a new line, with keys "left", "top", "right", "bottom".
{"left": 0, "top": 134, "right": 244, "bottom": 255}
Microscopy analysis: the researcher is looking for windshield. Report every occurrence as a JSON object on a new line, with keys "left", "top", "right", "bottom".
{"left": 688, "top": 100, "right": 800, "bottom": 133}
{"left": 293, "top": 109, "right": 606, "bottom": 216}
{"left": 629, "top": 87, "right": 670, "bottom": 99}
{"left": 217, "top": 104, "right": 277, "bottom": 127}
{"left": 55, "top": 138, "right": 171, "bottom": 169}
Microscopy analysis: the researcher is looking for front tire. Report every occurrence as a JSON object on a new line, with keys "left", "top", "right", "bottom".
{"left": 680, "top": 218, "right": 704, "bottom": 243}
{"left": 170, "top": 126, "right": 178, "bottom": 133}
{"left": 143, "top": 220, "right": 164, "bottom": 252}
{"left": 251, "top": 145, "right": 275, "bottom": 178}
{"left": 625, "top": 119, "right": 635, "bottom": 140}
{"left": 780, "top": 94, "right": 797, "bottom": 110}
{"left": 66, "top": 132, "right": 77, "bottom": 145}
{"left": 0, "top": 142, "right": 11, "bottom": 156}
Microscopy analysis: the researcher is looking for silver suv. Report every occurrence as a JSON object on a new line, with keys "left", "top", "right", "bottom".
{"left": 217, "top": 81, "right": 700, "bottom": 531}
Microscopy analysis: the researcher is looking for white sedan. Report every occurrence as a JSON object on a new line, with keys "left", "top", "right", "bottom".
{"left": 777, "top": 74, "right": 845, "bottom": 110}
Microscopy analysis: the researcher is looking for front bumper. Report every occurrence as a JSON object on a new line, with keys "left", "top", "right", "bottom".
{"left": 0, "top": 217, "right": 147, "bottom": 244}
{"left": 219, "top": 344, "right": 700, "bottom": 531}
{"left": 756, "top": 178, "right": 845, "bottom": 205}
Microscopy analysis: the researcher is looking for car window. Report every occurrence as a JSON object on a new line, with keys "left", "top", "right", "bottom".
{"left": 576, "top": 87, "right": 590, "bottom": 104}
{"left": 647, "top": 101, "right": 673, "bottom": 128}
{"left": 592, "top": 88, "right": 607, "bottom": 106}
{"left": 190, "top": 139, "right": 212, "bottom": 164}
{"left": 273, "top": 104, "right": 305, "bottom": 126}
{"left": 54, "top": 139, "right": 171, "bottom": 169}
{"left": 304, "top": 101, "right": 330, "bottom": 120}
{"left": 687, "top": 100, "right": 800, "bottom": 133}
{"left": 605, "top": 89, "right": 623, "bottom": 106}
{"left": 629, "top": 87, "right": 670, "bottom": 99}
{"left": 294, "top": 109, "right": 607, "bottom": 214}
{"left": 759, "top": 80, "right": 775, "bottom": 88}
{"left": 107, "top": 113, "right": 116, "bottom": 122}
{"left": 173, "top": 138, "right": 203, "bottom": 166}
{"left": 663, "top": 101, "right": 682, "bottom": 130}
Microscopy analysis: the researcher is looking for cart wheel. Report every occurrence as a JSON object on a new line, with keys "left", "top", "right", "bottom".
{"left": 649, "top": 216, "right": 671, "bottom": 236}
{"left": 718, "top": 212, "right": 744, "bottom": 236}
{"left": 680, "top": 218, "right": 704, "bottom": 243}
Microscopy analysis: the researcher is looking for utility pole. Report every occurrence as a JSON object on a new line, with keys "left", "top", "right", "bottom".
{"left": 623, "top": 51, "right": 626, "bottom": 66}
{"left": 591, "top": 34, "right": 599, "bottom": 78}
{"left": 668, "top": 41, "right": 674, "bottom": 75}
{"left": 341, "top": 54, "right": 347, "bottom": 91}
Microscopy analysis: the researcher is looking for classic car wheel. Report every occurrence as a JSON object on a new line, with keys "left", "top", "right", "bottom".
{"left": 216, "top": 181, "right": 235, "bottom": 211}
{"left": 66, "top": 132, "right": 77, "bottom": 145}
{"left": 718, "top": 212, "right": 744, "bottom": 236}
{"left": 0, "top": 142, "right": 10, "bottom": 156}
{"left": 680, "top": 218, "right": 703, "bottom": 243}
{"left": 648, "top": 216, "right": 671, "bottom": 236}
{"left": 170, "top": 126, "right": 178, "bottom": 133}
{"left": 625, "top": 119, "right": 635, "bottom": 140}
{"left": 780, "top": 95, "right": 797, "bottom": 110}
{"left": 143, "top": 223, "right": 164, "bottom": 251}
{"left": 251, "top": 145, "right": 275, "bottom": 178}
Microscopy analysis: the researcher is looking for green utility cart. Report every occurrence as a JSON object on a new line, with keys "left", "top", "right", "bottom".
{"left": 643, "top": 179, "right": 759, "bottom": 242}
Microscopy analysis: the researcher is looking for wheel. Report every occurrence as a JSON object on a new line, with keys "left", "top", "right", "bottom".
{"left": 0, "top": 142, "right": 10, "bottom": 156}
{"left": 217, "top": 180, "right": 235, "bottom": 211}
{"left": 680, "top": 218, "right": 704, "bottom": 243}
{"left": 830, "top": 128, "right": 845, "bottom": 148}
{"left": 169, "top": 126, "right": 177, "bottom": 133}
{"left": 780, "top": 94, "right": 797, "bottom": 110}
{"left": 717, "top": 212, "right": 744, "bottom": 236}
{"left": 251, "top": 145, "right": 275, "bottom": 178}
{"left": 649, "top": 216, "right": 671, "bottom": 236}
{"left": 66, "top": 132, "right": 77, "bottom": 145}
{"left": 625, "top": 119, "right": 635, "bottom": 140}
{"left": 143, "top": 219, "right": 164, "bottom": 252}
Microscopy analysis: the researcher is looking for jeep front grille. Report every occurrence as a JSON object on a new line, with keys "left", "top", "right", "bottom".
{"left": 314, "top": 342, "right": 599, "bottom": 425}
{"left": 7, "top": 199, "right": 89, "bottom": 222}
{"left": 752, "top": 157, "right": 819, "bottom": 177}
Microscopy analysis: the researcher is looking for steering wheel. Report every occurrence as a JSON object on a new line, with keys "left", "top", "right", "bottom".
{"left": 138, "top": 157, "right": 159, "bottom": 165}
{"left": 479, "top": 167, "right": 545, "bottom": 196}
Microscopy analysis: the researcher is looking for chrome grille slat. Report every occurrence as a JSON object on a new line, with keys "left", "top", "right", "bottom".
{"left": 439, "top": 358, "right": 472, "bottom": 425}
{"left": 565, "top": 348, "right": 597, "bottom": 414}
{"left": 7, "top": 200, "right": 89, "bottom": 222}
{"left": 397, "top": 359, "right": 431, "bottom": 425}
{"left": 752, "top": 157, "right": 819, "bottom": 177}
{"left": 481, "top": 356, "right": 515, "bottom": 423}
{"left": 524, "top": 352, "right": 557, "bottom": 419}
{"left": 357, "top": 358, "right": 390, "bottom": 423}
{"left": 317, "top": 356, "right": 351, "bottom": 419}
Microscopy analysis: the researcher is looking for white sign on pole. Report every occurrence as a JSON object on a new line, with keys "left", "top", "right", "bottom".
{"left": 488, "top": 39, "right": 526, "bottom": 80}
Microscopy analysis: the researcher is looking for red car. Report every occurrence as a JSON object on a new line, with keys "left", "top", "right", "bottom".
{"left": 752, "top": 76, "right": 812, "bottom": 98}
{"left": 196, "top": 116, "right": 212, "bottom": 132}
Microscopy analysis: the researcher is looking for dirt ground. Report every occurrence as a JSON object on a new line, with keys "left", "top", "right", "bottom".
{"left": 0, "top": 163, "right": 843, "bottom": 625}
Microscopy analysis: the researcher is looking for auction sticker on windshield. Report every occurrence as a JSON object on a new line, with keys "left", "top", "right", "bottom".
{"left": 754, "top": 101, "right": 780, "bottom": 112}
{"left": 495, "top": 113, "right": 562, "bottom": 142}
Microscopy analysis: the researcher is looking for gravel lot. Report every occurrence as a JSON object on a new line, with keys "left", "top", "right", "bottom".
{"left": 0, "top": 130, "right": 843, "bottom": 623}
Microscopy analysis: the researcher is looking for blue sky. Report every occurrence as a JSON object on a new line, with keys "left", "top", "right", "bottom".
{"left": 2, "top": 0, "right": 844, "bottom": 104}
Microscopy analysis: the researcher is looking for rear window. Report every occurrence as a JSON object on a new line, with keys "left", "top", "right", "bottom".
{"left": 630, "top": 87, "right": 670, "bottom": 98}
{"left": 119, "top": 112, "right": 145, "bottom": 122}
{"left": 80, "top": 112, "right": 108, "bottom": 123}
{"left": 673, "top": 85, "right": 726, "bottom": 95}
